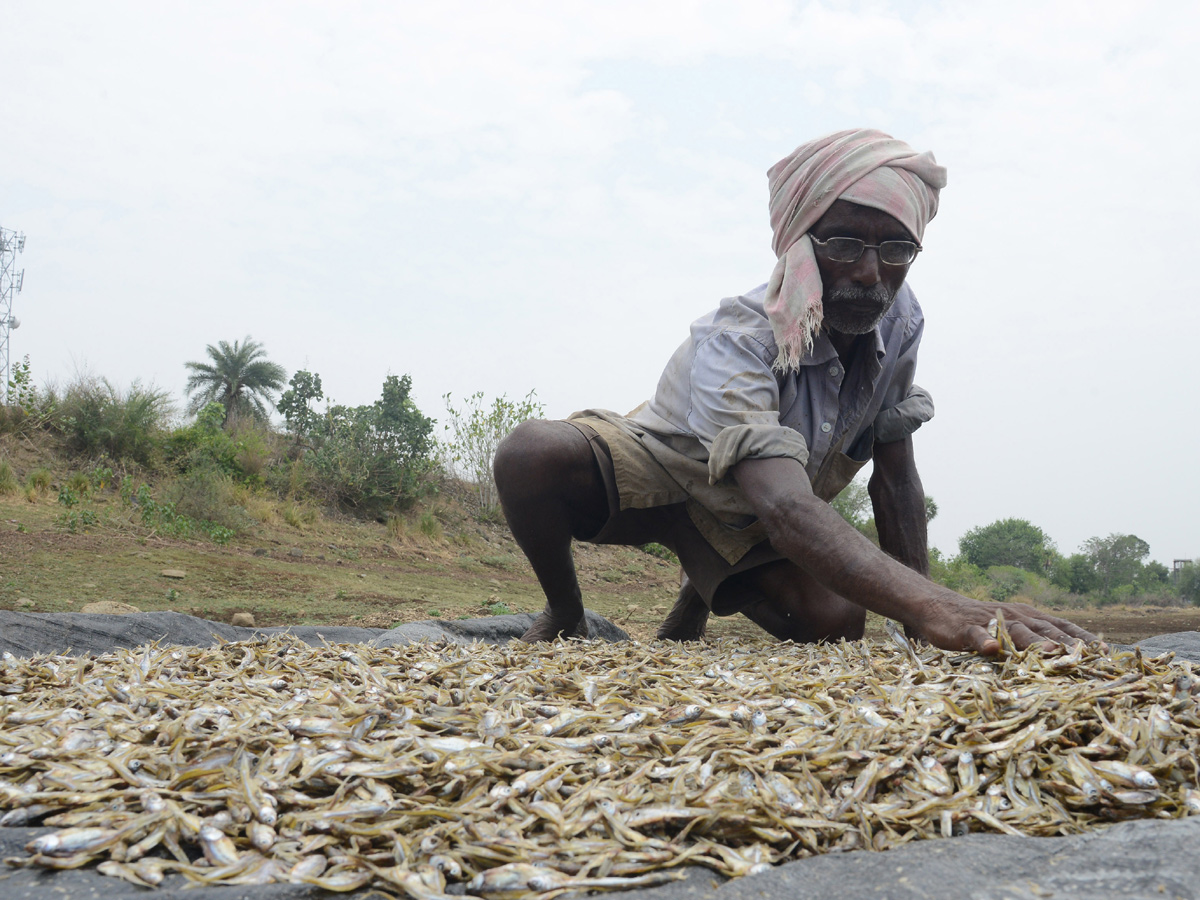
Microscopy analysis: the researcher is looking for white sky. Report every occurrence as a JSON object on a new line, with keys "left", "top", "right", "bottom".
{"left": 3, "top": 1, "right": 1198, "bottom": 565}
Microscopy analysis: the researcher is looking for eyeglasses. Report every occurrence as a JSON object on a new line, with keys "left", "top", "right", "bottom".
{"left": 809, "top": 235, "right": 921, "bottom": 266}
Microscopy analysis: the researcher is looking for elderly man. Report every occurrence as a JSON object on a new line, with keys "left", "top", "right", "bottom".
{"left": 494, "top": 129, "right": 1094, "bottom": 654}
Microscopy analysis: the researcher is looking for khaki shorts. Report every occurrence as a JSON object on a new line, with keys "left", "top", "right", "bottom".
{"left": 565, "top": 413, "right": 788, "bottom": 616}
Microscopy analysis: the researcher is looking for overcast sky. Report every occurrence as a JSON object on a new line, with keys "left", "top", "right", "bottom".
{"left": 3, "top": 1, "right": 1197, "bottom": 565}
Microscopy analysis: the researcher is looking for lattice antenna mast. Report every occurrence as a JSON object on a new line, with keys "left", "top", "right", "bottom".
{"left": 0, "top": 226, "right": 27, "bottom": 404}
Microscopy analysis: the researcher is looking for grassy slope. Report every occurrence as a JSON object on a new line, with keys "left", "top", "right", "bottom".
{"left": 1, "top": 458, "right": 1196, "bottom": 645}
{"left": 0, "top": 476, "right": 707, "bottom": 641}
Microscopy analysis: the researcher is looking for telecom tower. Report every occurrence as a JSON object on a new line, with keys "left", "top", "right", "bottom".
{"left": 0, "top": 226, "right": 26, "bottom": 405}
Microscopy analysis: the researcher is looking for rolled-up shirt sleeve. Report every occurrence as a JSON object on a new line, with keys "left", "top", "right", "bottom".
{"left": 686, "top": 330, "right": 810, "bottom": 484}
{"left": 872, "top": 303, "right": 934, "bottom": 443}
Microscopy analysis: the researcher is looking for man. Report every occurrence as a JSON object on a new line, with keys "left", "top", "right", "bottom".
{"left": 494, "top": 128, "right": 1095, "bottom": 654}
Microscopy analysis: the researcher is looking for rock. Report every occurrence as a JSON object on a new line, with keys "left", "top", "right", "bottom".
{"left": 231, "top": 612, "right": 256, "bottom": 627}
{"left": 288, "top": 548, "right": 304, "bottom": 558}
{"left": 160, "top": 569, "right": 186, "bottom": 580}
{"left": 253, "top": 548, "right": 269, "bottom": 557}
{"left": 80, "top": 601, "right": 140, "bottom": 615}
{"left": 15, "top": 598, "right": 34, "bottom": 609}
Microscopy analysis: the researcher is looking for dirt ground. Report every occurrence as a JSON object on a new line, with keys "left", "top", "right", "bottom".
{"left": 1, "top": 489, "right": 1196, "bottom": 647}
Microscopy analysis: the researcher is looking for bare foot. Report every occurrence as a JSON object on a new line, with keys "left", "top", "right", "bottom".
{"left": 656, "top": 580, "right": 709, "bottom": 641}
{"left": 520, "top": 607, "right": 590, "bottom": 642}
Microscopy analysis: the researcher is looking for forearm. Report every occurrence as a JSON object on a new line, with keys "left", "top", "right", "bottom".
{"left": 730, "top": 455, "right": 1097, "bottom": 653}
{"left": 869, "top": 437, "right": 929, "bottom": 577}
{"left": 732, "top": 457, "right": 934, "bottom": 627}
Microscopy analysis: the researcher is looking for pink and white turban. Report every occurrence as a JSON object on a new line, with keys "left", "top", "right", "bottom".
{"left": 765, "top": 128, "right": 948, "bottom": 372}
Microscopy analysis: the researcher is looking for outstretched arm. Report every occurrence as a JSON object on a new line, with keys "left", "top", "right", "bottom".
{"left": 730, "top": 455, "right": 1095, "bottom": 653}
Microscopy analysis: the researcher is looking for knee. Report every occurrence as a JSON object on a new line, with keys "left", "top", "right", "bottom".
{"left": 494, "top": 420, "right": 543, "bottom": 491}
{"left": 493, "top": 420, "right": 591, "bottom": 500}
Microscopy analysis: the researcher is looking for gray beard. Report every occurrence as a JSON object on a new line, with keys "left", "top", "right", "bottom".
{"left": 822, "top": 283, "right": 897, "bottom": 335}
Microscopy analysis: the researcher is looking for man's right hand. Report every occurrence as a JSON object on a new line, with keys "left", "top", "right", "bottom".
{"left": 732, "top": 456, "right": 1098, "bottom": 655}
{"left": 906, "top": 588, "right": 1098, "bottom": 655}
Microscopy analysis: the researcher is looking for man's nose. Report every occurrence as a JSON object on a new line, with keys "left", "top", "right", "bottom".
{"left": 850, "top": 247, "right": 883, "bottom": 285}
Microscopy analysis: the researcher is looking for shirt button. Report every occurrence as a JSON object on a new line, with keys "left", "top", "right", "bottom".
{"left": 829, "top": 366, "right": 840, "bottom": 377}
{"left": 820, "top": 422, "right": 832, "bottom": 433}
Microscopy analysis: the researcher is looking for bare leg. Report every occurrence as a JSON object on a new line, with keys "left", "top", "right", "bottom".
{"left": 494, "top": 420, "right": 610, "bottom": 641}
{"left": 736, "top": 560, "right": 866, "bottom": 643}
{"left": 656, "top": 573, "right": 710, "bottom": 641}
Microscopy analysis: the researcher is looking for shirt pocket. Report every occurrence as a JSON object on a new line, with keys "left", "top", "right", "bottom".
{"left": 810, "top": 426, "right": 873, "bottom": 502}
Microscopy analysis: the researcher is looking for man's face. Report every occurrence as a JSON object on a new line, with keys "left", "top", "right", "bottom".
{"left": 809, "top": 199, "right": 915, "bottom": 336}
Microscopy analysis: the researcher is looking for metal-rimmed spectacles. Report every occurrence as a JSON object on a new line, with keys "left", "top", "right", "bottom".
{"left": 809, "top": 234, "right": 922, "bottom": 266}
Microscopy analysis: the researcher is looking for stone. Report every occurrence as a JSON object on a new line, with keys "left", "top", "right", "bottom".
{"left": 231, "top": 612, "right": 256, "bottom": 628}
{"left": 160, "top": 569, "right": 186, "bottom": 579}
{"left": 288, "top": 548, "right": 304, "bottom": 558}
{"left": 80, "top": 601, "right": 140, "bottom": 615}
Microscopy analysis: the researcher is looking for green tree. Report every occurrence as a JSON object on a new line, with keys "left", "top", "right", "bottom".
{"left": 831, "top": 479, "right": 871, "bottom": 530}
{"left": 958, "top": 518, "right": 1054, "bottom": 573}
{"left": 831, "top": 477, "right": 937, "bottom": 544}
{"left": 1178, "top": 561, "right": 1200, "bottom": 605}
{"left": 277, "top": 370, "right": 324, "bottom": 444}
{"left": 1049, "top": 551, "right": 1099, "bottom": 595}
{"left": 184, "top": 336, "right": 286, "bottom": 427}
{"left": 1136, "top": 560, "right": 1170, "bottom": 591}
{"left": 442, "top": 390, "right": 544, "bottom": 516}
{"left": 1082, "top": 533, "right": 1151, "bottom": 597}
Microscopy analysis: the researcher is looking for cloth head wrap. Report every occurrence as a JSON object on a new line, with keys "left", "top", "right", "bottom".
{"left": 764, "top": 128, "right": 947, "bottom": 372}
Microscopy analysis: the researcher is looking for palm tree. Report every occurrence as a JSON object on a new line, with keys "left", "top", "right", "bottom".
{"left": 184, "top": 336, "right": 287, "bottom": 427}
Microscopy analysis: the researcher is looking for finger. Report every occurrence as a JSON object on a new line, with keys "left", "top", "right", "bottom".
{"left": 966, "top": 625, "right": 1000, "bottom": 656}
{"left": 1031, "top": 616, "right": 1097, "bottom": 646}
{"left": 1008, "top": 621, "right": 1060, "bottom": 651}
{"left": 1056, "top": 620, "right": 1099, "bottom": 643}
{"left": 1028, "top": 611, "right": 1098, "bottom": 643}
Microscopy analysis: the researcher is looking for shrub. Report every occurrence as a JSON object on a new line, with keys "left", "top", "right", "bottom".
{"left": 234, "top": 485, "right": 279, "bottom": 525}
{"left": 305, "top": 374, "right": 437, "bottom": 515}
{"left": 441, "top": 390, "right": 543, "bottom": 518}
{"left": 130, "top": 482, "right": 234, "bottom": 544}
{"left": 66, "top": 471, "right": 91, "bottom": 497}
{"left": 56, "top": 375, "right": 171, "bottom": 465}
{"left": 0, "top": 459, "right": 17, "bottom": 495}
{"left": 418, "top": 511, "right": 442, "bottom": 540}
{"left": 282, "top": 501, "right": 318, "bottom": 529}
{"left": 928, "top": 548, "right": 985, "bottom": 594}
{"left": 164, "top": 403, "right": 275, "bottom": 485}
{"left": 640, "top": 542, "right": 678, "bottom": 563}
{"left": 27, "top": 467, "right": 51, "bottom": 493}
{"left": 1, "top": 356, "right": 58, "bottom": 435}
{"left": 55, "top": 484, "right": 98, "bottom": 533}
{"left": 160, "top": 467, "right": 252, "bottom": 534}
{"left": 230, "top": 425, "right": 273, "bottom": 483}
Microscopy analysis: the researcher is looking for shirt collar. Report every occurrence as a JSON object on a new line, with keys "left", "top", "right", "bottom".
{"left": 797, "top": 324, "right": 887, "bottom": 367}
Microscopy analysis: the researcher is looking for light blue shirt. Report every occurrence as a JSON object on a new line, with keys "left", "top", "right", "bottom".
{"left": 626, "top": 282, "right": 933, "bottom": 489}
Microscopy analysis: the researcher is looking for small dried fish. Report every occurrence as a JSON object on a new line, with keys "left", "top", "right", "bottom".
{"left": 0, "top": 634, "right": 1196, "bottom": 897}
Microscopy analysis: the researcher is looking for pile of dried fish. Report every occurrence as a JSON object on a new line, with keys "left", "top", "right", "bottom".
{"left": 2, "top": 634, "right": 1199, "bottom": 897}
